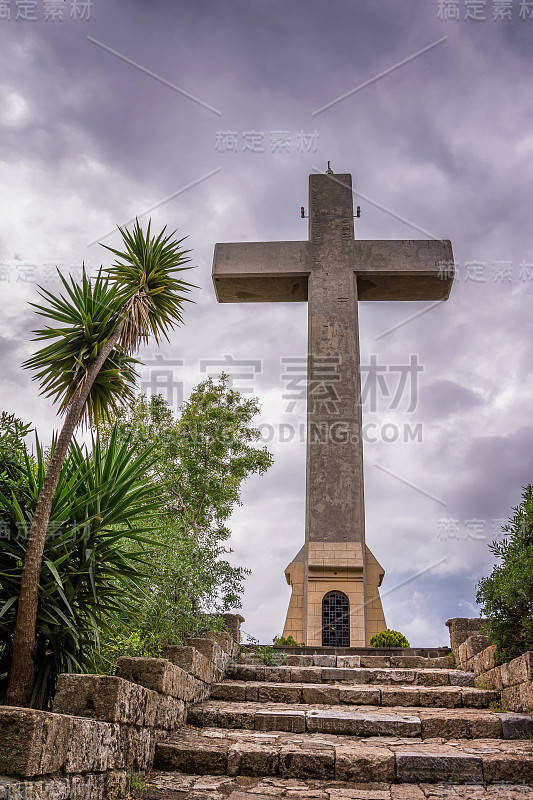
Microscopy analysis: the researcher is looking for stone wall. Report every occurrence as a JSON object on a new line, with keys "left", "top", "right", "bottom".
{"left": 447, "top": 617, "right": 533, "bottom": 714}
{"left": 0, "top": 619, "right": 242, "bottom": 800}
{"left": 445, "top": 617, "right": 488, "bottom": 653}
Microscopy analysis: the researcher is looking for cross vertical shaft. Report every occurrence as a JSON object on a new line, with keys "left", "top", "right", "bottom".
{"left": 304, "top": 174, "right": 368, "bottom": 644}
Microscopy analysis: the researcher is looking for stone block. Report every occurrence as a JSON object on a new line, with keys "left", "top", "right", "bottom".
{"left": 500, "top": 712, "right": 533, "bottom": 739}
{"left": 155, "top": 736, "right": 228, "bottom": 774}
{"left": 465, "top": 634, "right": 491, "bottom": 660}
{"left": 507, "top": 653, "right": 533, "bottom": 686}
{"left": 420, "top": 711, "right": 502, "bottom": 739}
{"left": 390, "top": 656, "right": 428, "bottom": 669}
{"left": 456, "top": 641, "right": 469, "bottom": 667}
{"left": 338, "top": 686, "right": 380, "bottom": 705}
{"left": 471, "top": 645, "right": 497, "bottom": 676}
{"left": 182, "top": 672, "right": 211, "bottom": 703}
{"left": 73, "top": 772, "right": 116, "bottom": 800}
{"left": 289, "top": 667, "right": 322, "bottom": 683}
{"left": 0, "top": 776, "right": 72, "bottom": 800}
{"left": 312, "top": 655, "right": 336, "bottom": 667}
{"left": 480, "top": 644, "right": 498, "bottom": 673}
{"left": 218, "top": 707, "right": 255, "bottom": 729}
{"left": 321, "top": 667, "right": 355, "bottom": 682}
{"left": 227, "top": 742, "right": 279, "bottom": 777}
{"left": 376, "top": 669, "right": 416, "bottom": 685}
{"left": 306, "top": 709, "right": 420, "bottom": 737}
{"left": 257, "top": 684, "right": 302, "bottom": 703}
{"left": 519, "top": 681, "right": 533, "bottom": 712}
{"left": 390, "top": 787, "right": 425, "bottom": 800}
{"left": 449, "top": 670, "right": 475, "bottom": 687}
{"left": 53, "top": 674, "right": 158, "bottom": 726}
{"left": 461, "top": 688, "right": 499, "bottom": 708}
{"left": 154, "top": 695, "right": 185, "bottom": 730}
{"left": 334, "top": 743, "right": 395, "bottom": 782}
{"left": 428, "top": 655, "right": 455, "bottom": 669}
{"left": 336, "top": 655, "right": 361, "bottom": 668}
{"left": 161, "top": 645, "right": 215, "bottom": 684}
{"left": 286, "top": 655, "right": 314, "bottom": 667}
{"left": 474, "top": 666, "right": 502, "bottom": 691}
{"left": 500, "top": 660, "right": 512, "bottom": 688}
{"left": 414, "top": 670, "right": 449, "bottom": 687}
{"left": 210, "top": 681, "right": 246, "bottom": 701}
{"left": 64, "top": 718, "right": 114, "bottom": 773}
{"left": 0, "top": 707, "right": 73, "bottom": 777}
{"left": 227, "top": 663, "right": 265, "bottom": 681}
{"left": 187, "top": 705, "right": 218, "bottom": 728}
{"left": 360, "top": 656, "right": 390, "bottom": 668}
{"left": 483, "top": 752, "right": 533, "bottom": 784}
{"left": 380, "top": 687, "right": 420, "bottom": 707}
{"left": 446, "top": 617, "right": 487, "bottom": 652}
{"left": 245, "top": 684, "right": 259, "bottom": 701}
{"left": 116, "top": 657, "right": 188, "bottom": 699}
{"left": 301, "top": 685, "right": 340, "bottom": 704}
{"left": 112, "top": 724, "right": 154, "bottom": 770}
{"left": 184, "top": 637, "right": 230, "bottom": 675}
{"left": 220, "top": 613, "right": 245, "bottom": 643}
{"left": 214, "top": 631, "right": 235, "bottom": 655}
{"left": 279, "top": 745, "right": 335, "bottom": 779}
{"left": 396, "top": 750, "right": 483, "bottom": 784}
{"left": 263, "top": 666, "right": 292, "bottom": 682}
{"left": 502, "top": 684, "right": 523, "bottom": 712}
{"left": 418, "top": 687, "right": 462, "bottom": 708}
{"left": 255, "top": 710, "right": 306, "bottom": 733}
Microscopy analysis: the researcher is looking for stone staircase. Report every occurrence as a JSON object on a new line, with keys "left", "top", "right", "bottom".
{"left": 146, "top": 651, "right": 533, "bottom": 799}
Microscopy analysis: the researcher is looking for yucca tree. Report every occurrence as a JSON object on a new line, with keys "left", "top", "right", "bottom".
{"left": 1, "top": 427, "right": 163, "bottom": 709}
{"left": 6, "top": 220, "right": 194, "bottom": 707}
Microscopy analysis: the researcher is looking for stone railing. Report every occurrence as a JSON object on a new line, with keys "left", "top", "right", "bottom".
{"left": 0, "top": 622, "right": 241, "bottom": 799}
{"left": 447, "top": 617, "right": 533, "bottom": 714}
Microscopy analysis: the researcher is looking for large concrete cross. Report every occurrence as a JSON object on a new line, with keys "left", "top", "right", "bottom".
{"left": 212, "top": 169, "right": 454, "bottom": 646}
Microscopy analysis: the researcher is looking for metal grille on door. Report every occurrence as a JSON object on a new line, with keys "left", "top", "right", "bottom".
{"left": 322, "top": 591, "right": 350, "bottom": 647}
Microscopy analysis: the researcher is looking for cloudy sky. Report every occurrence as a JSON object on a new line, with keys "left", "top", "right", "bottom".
{"left": 1, "top": 0, "right": 532, "bottom": 646}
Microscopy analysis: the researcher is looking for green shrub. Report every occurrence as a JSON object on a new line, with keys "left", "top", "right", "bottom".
{"left": 369, "top": 629, "right": 410, "bottom": 648}
{"left": 272, "top": 635, "right": 305, "bottom": 646}
{"left": 0, "top": 426, "right": 162, "bottom": 708}
{"left": 477, "top": 484, "right": 533, "bottom": 663}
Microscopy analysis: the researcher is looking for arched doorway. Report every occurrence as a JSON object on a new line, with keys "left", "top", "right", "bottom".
{"left": 322, "top": 591, "right": 350, "bottom": 647}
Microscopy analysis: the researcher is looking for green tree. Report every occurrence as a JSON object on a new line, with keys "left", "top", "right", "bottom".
{"left": 97, "top": 377, "right": 273, "bottom": 652}
{"left": 0, "top": 412, "right": 33, "bottom": 508}
{"left": 0, "top": 421, "right": 163, "bottom": 708}
{"left": 477, "top": 484, "right": 533, "bottom": 663}
{"left": 6, "top": 220, "right": 194, "bottom": 707}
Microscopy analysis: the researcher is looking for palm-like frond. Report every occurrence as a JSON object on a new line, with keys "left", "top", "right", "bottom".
{"left": 101, "top": 218, "right": 196, "bottom": 352}
{"left": 0, "top": 428, "right": 164, "bottom": 708}
{"left": 22, "top": 269, "right": 139, "bottom": 425}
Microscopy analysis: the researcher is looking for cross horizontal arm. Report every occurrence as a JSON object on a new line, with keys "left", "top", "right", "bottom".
{"left": 212, "top": 241, "right": 310, "bottom": 302}
{"left": 353, "top": 239, "right": 454, "bottom": 301}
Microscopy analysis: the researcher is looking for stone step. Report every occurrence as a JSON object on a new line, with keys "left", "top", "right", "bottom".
{"left": 147, "top": 771, "right": 533, "bottom": 798}
{"left": 228, "top": 664, "right": 474, "bottom": 687}
{"left": 187, "top": 701, "right": 533, "bottom": 740}
{"left": 211, "top": 680, "right": 497, "bottom": 709}
{"left": 240, "top": 652, "right": 453, "bottom": 670}
{"left": 154, "top": 727, "right": 533, "bottom": 784}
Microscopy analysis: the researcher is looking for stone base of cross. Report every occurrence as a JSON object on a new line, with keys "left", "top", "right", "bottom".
{"left": 212, "top": 169, "right": 454, "bottom": 646}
